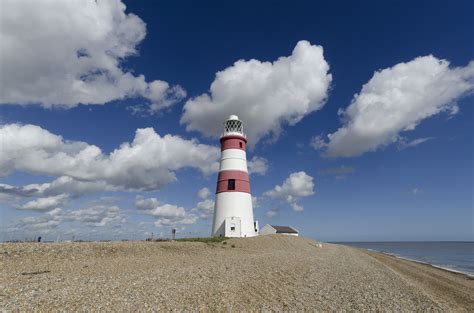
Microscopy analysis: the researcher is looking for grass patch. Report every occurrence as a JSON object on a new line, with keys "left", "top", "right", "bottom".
{"left": 175, "top": 237, "right": 229, "bottom": 243}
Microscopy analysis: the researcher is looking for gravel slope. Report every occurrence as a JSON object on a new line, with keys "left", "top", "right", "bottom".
{"left": 1, "top": 235, "right": 473, "bottom": 311}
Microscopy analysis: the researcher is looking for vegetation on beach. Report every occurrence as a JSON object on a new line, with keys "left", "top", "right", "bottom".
{"left": 175, "top": 237, "right": 229, "bottom": 243}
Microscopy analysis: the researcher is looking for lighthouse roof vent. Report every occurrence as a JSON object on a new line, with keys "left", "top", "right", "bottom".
{"left": 222, "top": 114, "right": 246, "bottom": 138}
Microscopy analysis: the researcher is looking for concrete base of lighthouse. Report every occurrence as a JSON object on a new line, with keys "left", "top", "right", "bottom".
{"left": 212, "top": 192, "right": 256, "bottom": 237}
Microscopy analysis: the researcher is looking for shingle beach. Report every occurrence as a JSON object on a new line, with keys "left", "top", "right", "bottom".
{"left": 2, "top": 235, "right": 473, "bottom": 311}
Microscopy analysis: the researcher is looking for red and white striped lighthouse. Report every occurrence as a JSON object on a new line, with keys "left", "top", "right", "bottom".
{"left": 212, "top": 115, "right": 258, "bottom": 237}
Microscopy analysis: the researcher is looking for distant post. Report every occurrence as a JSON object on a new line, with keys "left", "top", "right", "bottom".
{"left": 172, "top": 229, "right": 176, "bottom": 240}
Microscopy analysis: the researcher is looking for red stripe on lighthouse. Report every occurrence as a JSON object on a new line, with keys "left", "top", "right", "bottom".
{"left": 216, "top": 170, "right": 250, "bottom": 193}
{"left": 220, "top": 136, "right": 247, "bottom": 151}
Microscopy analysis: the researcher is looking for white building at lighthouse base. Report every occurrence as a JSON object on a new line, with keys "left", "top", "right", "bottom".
{"left": 213, "top": 192, "right": 257, "bottom": 237}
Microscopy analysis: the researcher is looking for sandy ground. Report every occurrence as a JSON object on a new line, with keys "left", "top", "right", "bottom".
{"left": 1, "top": 235, "right": 473, "bottom": 311}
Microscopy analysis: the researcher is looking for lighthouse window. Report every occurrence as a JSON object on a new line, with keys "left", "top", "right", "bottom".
{"left": 228, "top": 179, "right": 235, "bottom": 190}
{"left": 239, "top": 142, "right": 243, "bottom": 148}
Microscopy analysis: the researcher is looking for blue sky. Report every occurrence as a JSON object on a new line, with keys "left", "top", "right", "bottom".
{"left": 0, "top": 0, "right": 472, "bottom": 241}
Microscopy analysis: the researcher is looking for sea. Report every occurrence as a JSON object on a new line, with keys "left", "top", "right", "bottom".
{"left": 338, "top": 241, "right": 474, "bottom": 276}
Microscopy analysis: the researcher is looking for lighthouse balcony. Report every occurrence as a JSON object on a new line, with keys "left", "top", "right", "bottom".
{"left": 220, "top": 131, "right": 247, "bottom": 139}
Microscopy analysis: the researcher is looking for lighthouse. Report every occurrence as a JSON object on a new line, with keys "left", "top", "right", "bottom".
{"left": 212, "top": 115, "right": 258, "bottom": 237}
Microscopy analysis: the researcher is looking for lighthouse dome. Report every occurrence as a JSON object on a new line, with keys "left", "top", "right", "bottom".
{"left": 228, "top": 114, "right": 239, "bottom": 120}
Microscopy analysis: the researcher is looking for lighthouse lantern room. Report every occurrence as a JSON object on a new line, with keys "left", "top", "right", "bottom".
{"left": 212, "top": 115, "right": 258, "bottom": 237}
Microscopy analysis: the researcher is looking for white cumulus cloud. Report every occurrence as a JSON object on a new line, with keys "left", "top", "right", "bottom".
{"left": 14, "top": 208, "right": 64, "bottom": 231}
{"left": 264, "top": 171, "right": 314, "bottom": 211}
{"left": 19, "top": 194, "right": 68, "bottom": 211}
{"left": 247, "top": 156, "right": 269, "bottom": 175}
{"left": 0, "top": 178, "right": 119, "bottom": 210}
{"left": 0, "top": 0, "right": 185, "bottom": 110}
{"left": 181, "top": 40, "right": 332, "bottom": 146}
{"left": 192, "top": 199, "right": 215, "bottom": 219}
{"left": 197, "top": 187, "right": 211, "bottom": 200}
{"left": 191, "top": 187, "right": 215, "bottom": 219}
{"left": 310, "top": 135, "right": 328, "bottom": 150}
{"left": 135, "top": 196, "right": 198, "bottom": 226}
{"left": 319, "top": 56, "right": 474, "bottom": 157}
{"left": 0, "top": 124, "right": 220, "bottom": 192}
{"left": 66, "top": 205, "right": 124, "bottom": 227}
{"left": 10, "top": 205, "right": 125, "bottom": 232}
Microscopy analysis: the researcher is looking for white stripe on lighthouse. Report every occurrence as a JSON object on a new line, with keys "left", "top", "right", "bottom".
{"left": 221, "top": 149, "right": 247, "bottom": 160}
{"left": 218, "top": 148, "right": 248, "bottom": 172}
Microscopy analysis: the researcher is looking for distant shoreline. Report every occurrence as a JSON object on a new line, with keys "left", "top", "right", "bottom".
{"left": 335, "top": 241, "right": 474, "bottom": 278}
{"left": 358, "top": 247, "right": 474, "bottom": 279}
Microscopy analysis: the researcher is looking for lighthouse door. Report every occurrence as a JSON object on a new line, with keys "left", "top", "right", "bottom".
{"left": 224, "top": 217, "right": 242, "bottom": 237}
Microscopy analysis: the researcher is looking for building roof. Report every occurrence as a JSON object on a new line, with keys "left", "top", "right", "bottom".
{"left": 271, "top": 225, "right": 298, "bottom": 234}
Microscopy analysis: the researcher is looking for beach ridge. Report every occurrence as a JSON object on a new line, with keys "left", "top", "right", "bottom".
{"left": 2, "top": 235, "right": 473, "bottom": 310}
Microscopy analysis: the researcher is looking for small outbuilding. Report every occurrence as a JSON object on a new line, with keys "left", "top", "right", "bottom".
{"left": 259, "top": 224, "right": 299, "bottom": 236}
